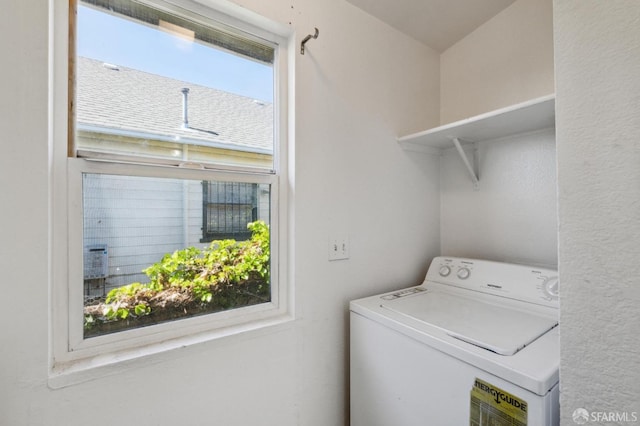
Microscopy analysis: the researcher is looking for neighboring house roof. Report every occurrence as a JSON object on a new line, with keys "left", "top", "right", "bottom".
{"left": 76, "top": 56, "right": 273, "bottom": 153}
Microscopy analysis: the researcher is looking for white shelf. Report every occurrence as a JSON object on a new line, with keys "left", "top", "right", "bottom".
{"left": 398, "top": 95, "right": 555, "bottom": 189}
{"left": 398, "top": 94, "right": 555, "bottom": 149}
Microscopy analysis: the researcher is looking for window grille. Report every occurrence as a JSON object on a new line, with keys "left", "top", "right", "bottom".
{"left": 201, "top": 181, "right": 258, "bottom": 241}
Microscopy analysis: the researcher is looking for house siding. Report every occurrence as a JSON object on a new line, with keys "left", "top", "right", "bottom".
{"left": 83, "top": 174, "right": 203, "bottom": 288}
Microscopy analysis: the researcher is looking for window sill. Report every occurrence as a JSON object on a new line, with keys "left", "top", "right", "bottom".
{"left": 48, "top": 313, "right": 294, "bottom": 389}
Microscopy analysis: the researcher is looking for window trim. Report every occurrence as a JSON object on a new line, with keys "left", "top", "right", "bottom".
{"left": 50, "top": 0, "right": 292, "bottom": 385}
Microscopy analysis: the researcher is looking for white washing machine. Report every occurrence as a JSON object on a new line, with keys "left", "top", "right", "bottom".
{"left": 350, "top": 257, "right": 560, "bottom": 426}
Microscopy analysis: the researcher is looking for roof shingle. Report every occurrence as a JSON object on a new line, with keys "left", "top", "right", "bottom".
{"left": 76, "top": 57, "right": 273, "bottom": 153}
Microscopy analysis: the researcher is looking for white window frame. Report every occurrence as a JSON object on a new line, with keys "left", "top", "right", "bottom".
{"left": 50, "top": 0, "right": 292, "bottom": 386}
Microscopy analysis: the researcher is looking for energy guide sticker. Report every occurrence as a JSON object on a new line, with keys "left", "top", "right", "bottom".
{"left": 469, "top": 378, "right": 527, "bottom": 426}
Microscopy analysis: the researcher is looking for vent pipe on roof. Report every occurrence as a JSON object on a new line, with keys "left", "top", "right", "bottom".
{"left": 181, "top": 88, "right": 189, "bottom": 129}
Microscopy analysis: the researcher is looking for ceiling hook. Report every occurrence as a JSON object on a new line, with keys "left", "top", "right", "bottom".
{"left": 300, "top": 27, "right": 319, "bottom": 55}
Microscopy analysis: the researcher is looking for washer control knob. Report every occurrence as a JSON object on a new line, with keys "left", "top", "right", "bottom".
{"left": 457, "top": 267, "right": 471, "bottom": 280}
{"left": 543, "top": 277, "right": 559, "bottom": 299}
{"left": 439, "top": 266, "right": 451, "bottom": 277}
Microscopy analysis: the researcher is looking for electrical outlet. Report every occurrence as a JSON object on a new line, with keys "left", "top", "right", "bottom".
{"left": 328, "top": 235, "right": 350, "bottom": 261}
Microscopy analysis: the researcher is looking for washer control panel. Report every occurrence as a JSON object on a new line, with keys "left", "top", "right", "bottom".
{"left": 427, "top": 257, "right": 559, "bottom": 308}
{"left": 541, "top": 276, "right": 559, "bottom": 300}
{"left": 437, "top": 258, "right": 475, "bottom": 281}
{"left": 456, "top": 267, "right": 471, "bottom": 280}
{"left": 438, "top": 265, "right": 451, "bottom": 277}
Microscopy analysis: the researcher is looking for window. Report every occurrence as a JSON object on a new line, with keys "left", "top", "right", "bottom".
{"left": 51, "top": 0, "right": 289, "bottom": 372}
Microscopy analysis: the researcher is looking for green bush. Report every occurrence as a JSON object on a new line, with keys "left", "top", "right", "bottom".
{"left": 84, "top": 220, "right": 270, "bottom": 330}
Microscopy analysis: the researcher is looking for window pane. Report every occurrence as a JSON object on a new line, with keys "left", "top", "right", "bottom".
{"left": 82, "top": 173, "right": 271, "bottom": 338}
{"left": 75, "top": 1, "right": 275, "bottom": 170}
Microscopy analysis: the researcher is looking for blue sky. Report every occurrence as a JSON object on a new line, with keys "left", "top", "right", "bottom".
{"left": 77, "top": 5, "right": 274, "bottom": 103}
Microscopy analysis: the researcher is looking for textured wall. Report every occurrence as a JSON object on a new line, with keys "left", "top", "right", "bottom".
{"left": 554, "top": 1, "right": 640, "bottom": 423}
{"left": 440, "top": 129, "right": 557, "bottom": 268}
{"left": 438, "top": 0, "right": 556, "bottom": 270}
{"left": 440, "top": 0, "right": 554, "bottom": 124}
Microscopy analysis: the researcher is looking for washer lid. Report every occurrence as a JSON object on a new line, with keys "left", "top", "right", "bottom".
{"left": 380, "top": 290, "right": 557, "bottom": 356}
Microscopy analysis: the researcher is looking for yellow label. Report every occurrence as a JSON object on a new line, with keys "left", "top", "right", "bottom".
{"left": 469, "top": 378, "right": 527, "bottom": 426}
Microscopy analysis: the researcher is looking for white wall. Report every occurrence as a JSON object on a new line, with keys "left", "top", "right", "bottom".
{"left": 554, "top": 1, "right": 640, "bottom": 423}
{"left": 440, "top": 0, "right": 554, "bottom": 124}
{"left": 438, "top": 0, "right": 557, "bottom": 268}
{"left": 0, "top": 0, "right": 441, "bottom": 425}
{"left": 440, "top": 129, "right": 557, "bottom": 268}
